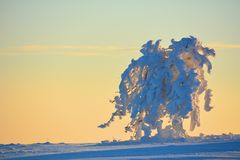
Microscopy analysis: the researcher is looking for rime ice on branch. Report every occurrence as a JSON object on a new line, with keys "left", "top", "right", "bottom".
{"left": 99, "top": 36, "right": 215, "bottom": 140}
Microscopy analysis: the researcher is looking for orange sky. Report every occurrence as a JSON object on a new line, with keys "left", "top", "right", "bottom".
{"left": 0, "top": 0, "right": 240, "bottom": 144}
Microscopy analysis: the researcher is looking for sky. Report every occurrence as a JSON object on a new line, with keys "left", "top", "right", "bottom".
{"left": 0, "top": 0, "right": 240, "bottom": 144}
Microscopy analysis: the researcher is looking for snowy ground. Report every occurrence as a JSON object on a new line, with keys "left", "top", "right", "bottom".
{"left": 1, "top": 135, "right": 240, "bottom": 160}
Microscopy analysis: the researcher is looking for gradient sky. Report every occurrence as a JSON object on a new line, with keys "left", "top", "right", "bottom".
{"left": 0, "top": 0, "right": 240, "bottom": 144}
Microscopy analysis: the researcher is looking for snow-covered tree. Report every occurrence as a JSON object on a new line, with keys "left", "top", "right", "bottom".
{"left": 99, "top": 36, "right": 215, "bottom": 140}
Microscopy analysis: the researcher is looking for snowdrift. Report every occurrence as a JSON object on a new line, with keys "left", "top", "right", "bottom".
{"left": 1, "top": 134, "right": 240, "bottom": 160}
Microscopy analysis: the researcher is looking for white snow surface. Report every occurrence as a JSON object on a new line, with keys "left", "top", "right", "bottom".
{"left": 1, "top": 134, "right": 240, "bottom": 160}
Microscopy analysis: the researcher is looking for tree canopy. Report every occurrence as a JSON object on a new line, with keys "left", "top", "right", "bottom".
{"left": 99, "top": 36, "right": 215, "bottom": 140}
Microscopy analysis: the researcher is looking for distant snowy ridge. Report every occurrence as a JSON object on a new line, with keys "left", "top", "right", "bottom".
{"left": 1, "top": 134, "right": 240, "bottom": 160}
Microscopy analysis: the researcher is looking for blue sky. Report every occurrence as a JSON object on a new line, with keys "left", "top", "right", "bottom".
{"left": 1, "top": 0, "right": 239, "bottom": 48}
